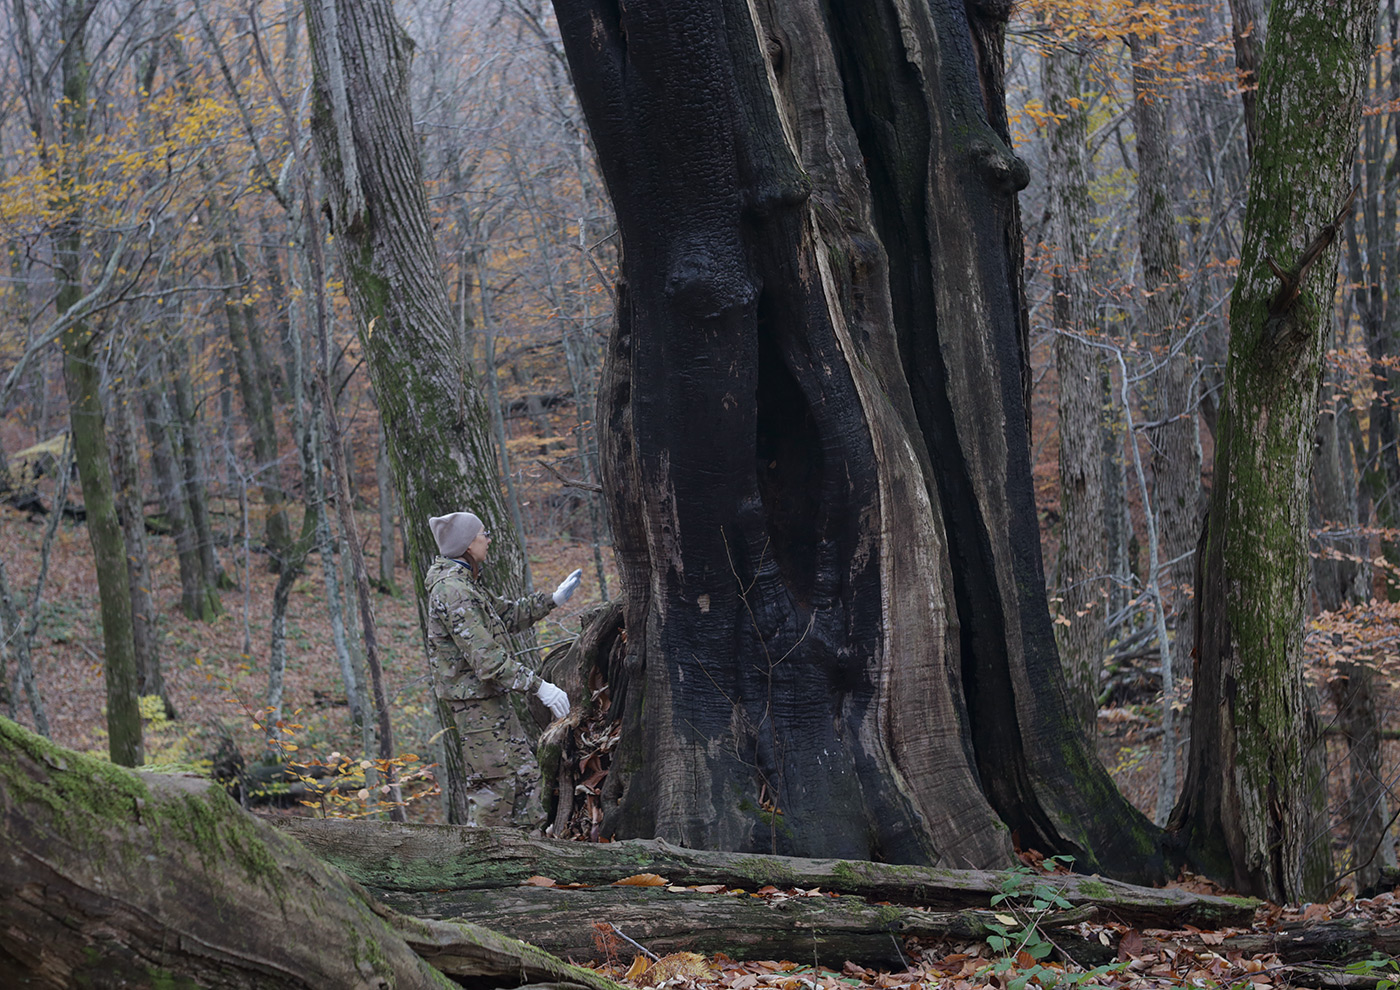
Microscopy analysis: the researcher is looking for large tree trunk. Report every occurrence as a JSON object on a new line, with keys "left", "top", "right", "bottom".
{"left": 1172, "top": 0, "right": 1379, "bottom": 902}
{"left": 553, "top": 0, "right": 1163, "bottom": 879}
{"left": 0, "top": 717, "right": 622, "bottom": 990}
{"left": 302, "top": 0, "right": 525, "bottom": 590}
{"left": 302, "top": 0, "right": 539, "bottom": 820}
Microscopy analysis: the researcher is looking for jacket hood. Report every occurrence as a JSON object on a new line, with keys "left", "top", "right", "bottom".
{"left": 425, "top": 556, "right": 472, "bottom": 591}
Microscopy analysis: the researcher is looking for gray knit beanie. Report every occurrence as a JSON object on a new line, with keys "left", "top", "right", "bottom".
{"left": 428, "top": 511, "right": 484, "bottom": 558}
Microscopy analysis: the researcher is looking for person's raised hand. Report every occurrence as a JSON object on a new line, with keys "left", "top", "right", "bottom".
{"left": 552, "top": 568, "right": 583, "bottom": 606}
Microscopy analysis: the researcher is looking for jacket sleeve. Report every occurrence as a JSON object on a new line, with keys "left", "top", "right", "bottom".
{"left": 440, "top": 585, "right": 541, "bottom": 693}
{"left": 487, "top": 590, "right": 557, "bottom": 634}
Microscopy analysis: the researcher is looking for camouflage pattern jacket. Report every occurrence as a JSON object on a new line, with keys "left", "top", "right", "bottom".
{"left": 424, "top": 556, "right": 556, "bottom": 700}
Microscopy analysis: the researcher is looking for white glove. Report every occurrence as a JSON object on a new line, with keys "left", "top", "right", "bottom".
{"left": 552, "top": 568, "right": 583, "bottom": 606}
{"left": 535, "top": 680, "right": 570, "bottom": 719}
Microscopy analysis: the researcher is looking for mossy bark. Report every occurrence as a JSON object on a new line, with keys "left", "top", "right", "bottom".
{"left": 52, "top": 0, "right": 142, "bottom": 766}
{"left": 302, "top": 0, "right": 538, "bottom": 819}
{"left": 0, "top": 716, "right": 624, "bottom": 990}
{"left": 1171, "top": 0, "right": 1379, "bottom": 902}
{"left": 275, "top": 818, "right": 1255, "bottom": 929}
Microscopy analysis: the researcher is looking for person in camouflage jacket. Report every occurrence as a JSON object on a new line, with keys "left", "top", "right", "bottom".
{"left": 426, "top": 511, "right": 582, "bottom": 827}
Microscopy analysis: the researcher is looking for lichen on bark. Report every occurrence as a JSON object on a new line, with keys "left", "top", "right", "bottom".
{"left": 1172, "top": 0, "right": 1379, "bottom": 902}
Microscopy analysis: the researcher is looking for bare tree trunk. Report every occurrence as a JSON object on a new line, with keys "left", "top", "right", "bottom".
{"left": 166, "top": 333, "right": 228, "bottom": 600}
{"left": 1348, "top": 2, "right": 1400, "bottom": 597}
{"left": 1172, "top": 0, "right": 1378, "bottom": 902}
{"left": 314, "top": 455, "right": 368, "bottom": 727}
{"left": 303, "top": 0, "right": 539, "bottom": 821}
{"left": 210, "top": 209, "right": 293, "bottom": 569}
{"left": 1327, "top": 657, "right": 1397, "bottom": 894}
{"left": 475, "top": 250, "right": 533, "bottom": 593}
{"left": 1044, "top": 32, "right": 1107, "bottom": 737}
{"left": 1130, "top": 31, "right": 1202, "bottom": 823}
{"left": 375, "top": 411, "right": 400, "bottom": 596}
{"left": 1225, "top": 0, "right": 1268, "bottom": 155}
{"left": 1313, "top": 367, "right": 1391, "bottom": 893}
{"left": 47, "top": 0, "right": 142, "bottom": 766}
{"left": 303, "top": 181, "right": 404, "bottom": 819}
{"left": 141, "top": 362, "right": 216, "bottom": 621}
{"left": 0, "top": 517, "right": 57, "bottom": 734}
{"left": 108, "top": 343, "right": 167, "bottom": 709}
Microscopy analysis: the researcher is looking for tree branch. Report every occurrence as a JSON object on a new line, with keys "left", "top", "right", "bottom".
{"left": 1266, "top": 185, "right": 1359, "bottom": 317}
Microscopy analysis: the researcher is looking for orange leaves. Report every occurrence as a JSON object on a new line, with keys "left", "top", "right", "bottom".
{"left": 613, "top": 873, "right": 669, "bottom": 887}
{"left": 1306, "top": 598, "right": 1400, "bottom": 687}
{"left": 1006, "top": 0, "right": 1239, "bottom": 148}
{"left": 1018, "top": 0, "right": 1204, "bottom": 48}
{"left": 623, "top": 955, "right": 654, "bottom": 981}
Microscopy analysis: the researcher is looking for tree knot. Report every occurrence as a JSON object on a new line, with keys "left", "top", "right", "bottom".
{"left": 1257, "top": 185, "right": 1357, "bottom": 367}
{"left": 1263, "top": 185, "right": 1357, "bottom": 320}
{"left": 970, "top": 136, "right": 1030, "bottom": 193}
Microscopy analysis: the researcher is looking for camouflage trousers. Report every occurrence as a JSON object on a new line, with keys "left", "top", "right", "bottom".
{"left": 445, "top": 694, "right": 542, "bottom": 827}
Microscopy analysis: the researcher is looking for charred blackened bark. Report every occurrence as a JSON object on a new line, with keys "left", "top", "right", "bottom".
{"left": 555, "top": 0, "right": 1163, "bottom": 878}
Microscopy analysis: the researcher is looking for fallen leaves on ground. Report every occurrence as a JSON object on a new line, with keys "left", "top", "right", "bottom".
{"left": 568, "top": 883, "right": 1400, "bottom": 990}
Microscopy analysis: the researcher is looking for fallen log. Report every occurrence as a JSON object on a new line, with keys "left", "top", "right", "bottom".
{"left": 273, "top": 812, "right": 1260, "bottom": 929}
{"left": 377, "top": 882, "right": 1400, "bottom": 973}
{"left": 1142, "top": 919, "right": 1400, "bottom": 964}
{"left": 0, "top": 717, "right": 622, "bottom": 990}
{"left": 1288, "top": 962, "right": 1399, "bottom": 989}
{"left": 371, "top": 882, "right": 1107, "bottom": 968}
{"left": 273, "top": 818, "right": 1257, "bottom": 929}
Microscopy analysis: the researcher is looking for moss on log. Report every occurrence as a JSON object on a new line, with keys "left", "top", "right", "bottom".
{"left": 273, "top": 819, "right": 1255, "bottom": 928}
{"left": 0, "top": 717, "right": 623, "bottom": 990}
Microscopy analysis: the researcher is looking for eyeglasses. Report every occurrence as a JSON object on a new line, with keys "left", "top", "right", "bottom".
{"left": 482, "top": 530, "right": 491, "bottom": 540}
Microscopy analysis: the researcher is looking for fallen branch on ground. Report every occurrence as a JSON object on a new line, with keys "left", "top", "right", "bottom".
{"left": 272, "top": 818, "right": 1256, "bottom": 929}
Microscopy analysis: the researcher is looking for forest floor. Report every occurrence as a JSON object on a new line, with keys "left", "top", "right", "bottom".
{"left": 2, "top": 502, "right": 1398, "bottom": 989}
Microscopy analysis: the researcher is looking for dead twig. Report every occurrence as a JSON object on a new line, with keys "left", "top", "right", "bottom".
{"left": 538, "top": 458, "right": 603, "bottom": 494}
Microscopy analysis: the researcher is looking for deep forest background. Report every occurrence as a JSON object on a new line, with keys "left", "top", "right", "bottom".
{"left": 0, "top": 0, "right": 1396, "bottom": 880}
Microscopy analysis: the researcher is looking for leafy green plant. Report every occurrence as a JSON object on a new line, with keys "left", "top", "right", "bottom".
{"left": 981, "top": 856, "right": 1129, "bottom": 990}
{"left": 1345, "top": 954, "right": 1399, "bottom": 990}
